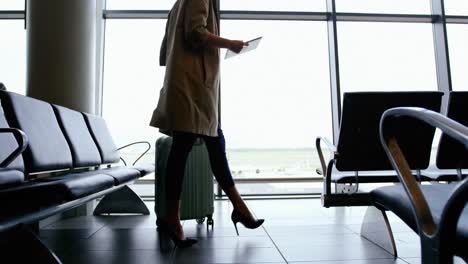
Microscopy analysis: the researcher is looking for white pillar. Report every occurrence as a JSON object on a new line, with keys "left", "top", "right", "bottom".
{"left": 26, "top": 0, "right": 97, "bottom": 114}
{"left": 26, "top": 0, "right": 104, "bottom": 218}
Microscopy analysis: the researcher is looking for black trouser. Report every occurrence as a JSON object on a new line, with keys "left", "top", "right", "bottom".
{"left": 166, "top": 126, "right": 235, "bottom": 201}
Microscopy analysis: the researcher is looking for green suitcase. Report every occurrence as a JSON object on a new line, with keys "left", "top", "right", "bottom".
{"left": 155, "top": 136, "right": 214, "bottom": 228}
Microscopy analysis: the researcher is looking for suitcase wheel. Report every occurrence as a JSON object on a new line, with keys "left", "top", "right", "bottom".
{"left": 207, "top": 215, "right": 214, "bottom": 229}
{"left": 207, "top": 218, "right": 214, "bottom": 227}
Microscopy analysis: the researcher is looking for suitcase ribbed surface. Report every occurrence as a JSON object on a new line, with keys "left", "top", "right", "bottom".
{"left": 155, "top": 137, "right": 214, "bottom": 221}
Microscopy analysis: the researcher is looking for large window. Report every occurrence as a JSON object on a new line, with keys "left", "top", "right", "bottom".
{"left": 447, "top": 25, "right": 468, "bottom": 91}
{"left": 335, "top": 0, "right": 430, "bottom": 14}
{"left": 338, "top": 22, "right": 438, "bottom": 94}
{"left": 0, "top": 1, "right": 24, "bottom": 10}
{"left": 0, "top": 21, "right": 26, "bottom": 95}
{"left": 101, "top": 0, "right": 468, "bottom": 196}
{"left": 445, "top": 0, "right": 468, "bottom": 15}
{"left": 102, "top": 20, "right": 166, "bottom": 184}
{"left": 106, "top": 0, "right": 174, "bottom": 10}
{"left": 220, "top": 20, "right": 330, "bottom": 194}
{"left": 221, "top": 0, "right": 325, "bottom": 12}
{"left": 0, "top": 3, "right": 25, "bottom": 95}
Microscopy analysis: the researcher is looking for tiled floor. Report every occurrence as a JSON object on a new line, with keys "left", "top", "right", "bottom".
{"left": 39, "top": 199, "right": 465, "bottom": 264}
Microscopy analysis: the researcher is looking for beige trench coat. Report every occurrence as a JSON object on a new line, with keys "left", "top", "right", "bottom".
{"left": 150, "top": 0, "right": 220, "bottom": 137}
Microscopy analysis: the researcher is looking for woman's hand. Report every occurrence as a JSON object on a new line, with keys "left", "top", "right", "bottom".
{"left": 228, "top": 40, "right": 248, "bottom": 53}
{"left": 204, "top": 33, "right": 248, "bottom": 52}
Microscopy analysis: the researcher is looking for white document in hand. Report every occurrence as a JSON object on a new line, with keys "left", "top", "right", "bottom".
{"left": 225, "top": 37, "right": 262, "bottom": 59}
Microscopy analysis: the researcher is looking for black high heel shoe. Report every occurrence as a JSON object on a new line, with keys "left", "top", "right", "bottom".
{"left": 231, "top": 209, "right": 265, "bottom": 236}
{"left": 157, "top": 219, "right": 197, "bottom": 248}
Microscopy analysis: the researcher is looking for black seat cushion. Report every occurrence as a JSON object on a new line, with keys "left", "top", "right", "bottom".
{"left": 371, "top": 184, "right": 467, "bottom": 256}
{"left": 0, "top": 91, "right": 73, "bottom": 173}
{"left": 53, "top": 105, "right": 102, "bottom": 168}
{"left": 38, "top": 173, "right": 115, "bottom": 200}
{"left": 82, "top": 113, "right": 120, "bottom": 164}
{"left": 336, "top": 92, "right": 442, "bottom": 171}
{"left": 0, "top": 104, "right": 24, "bottom": 172}
{"left": 131, "top": 163, "right": 155, "bottom": 177}
{"left": 0, "top": 169, "right": 24, "bottom": 189}
{"left": 43, "top": 167, "right": 140, "bottom": 185}
{"left": 0, "top": 173, "right": 115, "bottom": 205}
{"left": 100, "top": 167, "right": 141, "bottom": 185}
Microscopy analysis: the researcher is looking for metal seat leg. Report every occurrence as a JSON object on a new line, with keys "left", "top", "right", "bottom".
{"left": 0, "top": 224, "right": 62, "bottom": 264}
{"left": 94, "top": 185, "right": 150, "bottom": 215}
{"left": 360, "top": 206, "right": 398, "bottom": 257}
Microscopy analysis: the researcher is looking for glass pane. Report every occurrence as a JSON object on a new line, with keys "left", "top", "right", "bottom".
{"left": 0, "top": 21, "right": 26, "bottom": 94}
{"left": 336, "top": 0, "right": 430, "bottom": 14}
{"left": 448, "top": 25, "right": 468, "bottom": 91}
{"left": 221, "top": 0, "right": 325, "bottom": 12}
{"left": 445, "top": 0, "right": 468, "bottom": 15}
{"left": 221, "top": 20, "right": 331, "bottom": 188}
{"left": 338, "top": 22, "right": 437, "bottom": 94}
{"left": 0, "top": 1, "right": 24, "bottom": 10}
{"left": 106, "top": 0, "right": 174, "bottom": 10}
{"left": 102, "top": 20, "right": 166, "bottom": 188}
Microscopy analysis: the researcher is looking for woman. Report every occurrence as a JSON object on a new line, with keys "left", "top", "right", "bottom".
{"left": 150, "top": 0, "right": 264, "bottom": 248}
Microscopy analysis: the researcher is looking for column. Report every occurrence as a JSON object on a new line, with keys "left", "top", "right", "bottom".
{"left": 26, "top": 0, "right": 97, "bottom": 113}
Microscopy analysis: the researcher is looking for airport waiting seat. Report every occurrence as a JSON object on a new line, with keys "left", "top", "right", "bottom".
{"left": 0, "top": 91, "right": 116, "bottom": 207}
{"left": 0, "top": 106, "right": 26, "bottom": 188}
{"left": 0, "top": 90, "right": 154, "bottom": 263}
{"left": 424, "top": 91, "right": 468, "bottom": 181}
{"left": 372, "top": 107, "right": 467, "bottom": 263}
{"left": 82, "top": 112, "right": 155, "bottom": 179}
{"left": 317, "top": 92, "right": 443, "bottom": 207}
{"left": 52, "top": 105, "right": 140, "bottom": 185}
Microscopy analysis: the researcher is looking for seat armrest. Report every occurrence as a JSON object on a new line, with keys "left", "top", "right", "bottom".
{"left": 316, "top": 137, "right": 338, "bottom": 196}
{"left": 439, "top": 178, "right": 468, "bottom": 252}
{"left": 0, "top": 128, "right": 28, "bottom": 167}
{"left": 117, "top": 141, "right": 151, "bottom": 166}
{"left": 380, "top": 107, "right": 468, "bottom": 237}
{"left": 315, "top": 137, "right": 337, "bottom": 176}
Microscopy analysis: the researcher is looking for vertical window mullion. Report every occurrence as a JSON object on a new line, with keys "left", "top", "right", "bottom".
{"left": 431, "top": 0, "right": 453, "bottom": 115}
{"left": 326, "top": 0, "right": 341, "bottom": 145}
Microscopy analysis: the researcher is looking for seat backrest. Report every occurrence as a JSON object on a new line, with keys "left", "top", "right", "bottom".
{"left": 336, "top": 92, "right": 443, "bottom": 171}
{"left": 0, "top": 102, "right": 24, "bottom": 172}
{"left": 0, "top": 101, "right": 25, "bottom": 186}
{"left": 53, "top": 105, "right": 102, "bottom": 168}
{"left": 0, "top": 91, "right": 73, "bottom": 174}
{"left": 82, "top": 113, "right": 120, "bottom": 165}
{"left": 436, "top": 91, "right": 468, "bottom": 169}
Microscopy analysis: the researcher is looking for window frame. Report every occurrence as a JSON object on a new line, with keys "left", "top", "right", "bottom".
{"left": 4, "top": 1, "right": 467, "bottom": 197}
{"left": 101, "top": 0, "right": 468, "bottom": 197}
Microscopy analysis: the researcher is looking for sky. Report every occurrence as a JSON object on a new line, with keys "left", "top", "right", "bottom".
{"left": 0, "top": 0, "right": 467, "bottom": 150}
